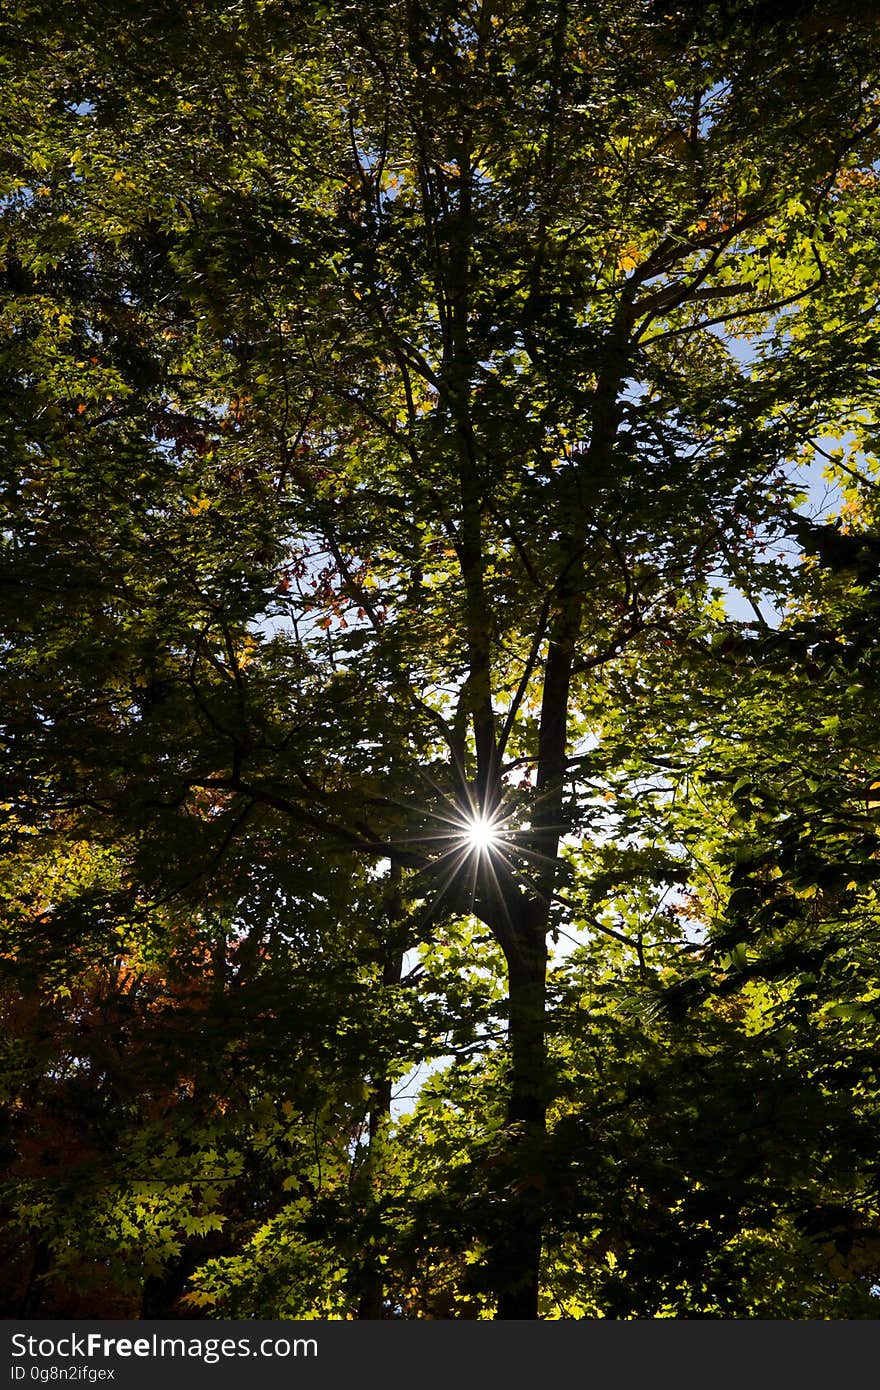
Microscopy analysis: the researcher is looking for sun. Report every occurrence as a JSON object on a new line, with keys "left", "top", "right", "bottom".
{"left": 463, "top": 814, "right": 500, "bottom": 855}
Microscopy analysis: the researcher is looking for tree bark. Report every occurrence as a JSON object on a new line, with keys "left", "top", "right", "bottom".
{"left": 493, "top": 910, "right": 549, "bottom": 1319}
{"left": 487, "top": 331, "right": 627, "bottom": 1314}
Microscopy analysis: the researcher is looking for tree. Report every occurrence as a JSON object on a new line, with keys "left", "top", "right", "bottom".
{"left": 4, "top": 0, "right": 880, "bottom": 1317}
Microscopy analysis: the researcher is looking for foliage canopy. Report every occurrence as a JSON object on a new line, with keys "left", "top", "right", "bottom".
{"left": 4, "top": 0, "right": 880, "bottom": 1318}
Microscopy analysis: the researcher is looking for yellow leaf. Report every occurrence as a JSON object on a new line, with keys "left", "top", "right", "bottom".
{"left": 181, "top": 1291, "right": 216, "bottom": 1309}
{"left": 237, "top": 635, "right": 259, "bottom": 668}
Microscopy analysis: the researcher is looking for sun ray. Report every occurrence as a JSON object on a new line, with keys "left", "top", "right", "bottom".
{"left": 364, "top": 770, "right": 580, "bottom": 937}
{"left": 463, "top": 814, "right": 500, "bottom": 854}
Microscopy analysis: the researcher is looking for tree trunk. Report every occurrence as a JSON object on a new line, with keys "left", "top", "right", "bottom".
{"left": 355, "top": 1070, "right": 395, "bottom": 1320}
{"left": 18, "top": 1240, "right": 51, "bottom": 1316}
{"left": 493, "top": 908, "right": 549, "bottom": 1320}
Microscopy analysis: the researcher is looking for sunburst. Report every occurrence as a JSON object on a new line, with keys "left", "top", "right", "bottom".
{"left": 375, "top": 771, "right": 565, "bottom": 937}
{"left": 461, "top": 813, "right": 501, "bottom": 855}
